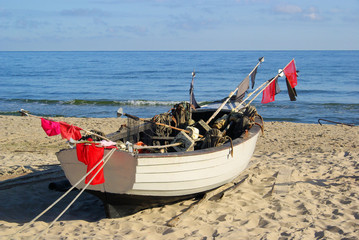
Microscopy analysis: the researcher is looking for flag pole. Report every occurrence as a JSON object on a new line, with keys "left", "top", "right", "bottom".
{"left": 232, "top": 80, "right": 268, "bottom": 112}
{"left": 189, "top": 70, "right": 195, "bottom": 117}
{"left": 244, "top": 76, "right": 278, "bottom": 108}
{"left": 240, "top": 59, "right": 295, "bottom": 109}
{"left": 205, "top": 57, "right": 264, "bottom": 125}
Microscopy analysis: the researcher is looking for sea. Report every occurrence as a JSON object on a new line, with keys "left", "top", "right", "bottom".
{"left": 0, "top": 51, "right": 358, "bottom": 125}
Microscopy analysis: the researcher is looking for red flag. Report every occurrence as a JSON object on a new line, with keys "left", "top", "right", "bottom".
{"left": 283, "top": 59, "right": 297, "bottom": 88}
{"left": 41, "top": 118, "right": 61, "bottom": 136}
{"left": 59, "top": 122, "right": 82, "bottom": 140}
{"left": 261, "top": 78, "right": 280, "bottom": 104}
{"left": 76, "top": 142, "right": 105, "bottom": 185}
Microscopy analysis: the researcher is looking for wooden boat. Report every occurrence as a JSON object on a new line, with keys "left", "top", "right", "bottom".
{"left": 56, "top": 106, "right": 263, "bottom": 218}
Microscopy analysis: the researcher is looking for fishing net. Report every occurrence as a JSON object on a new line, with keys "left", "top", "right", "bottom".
{"left": 171, "top": 102, "right": 193, "bottom": 129}
{"left": 152, "top": 113, "right": 173, "bottom": 137}
{"left": 201, "top": 128, "right": 229, "bottom": 149}
{"left": 228, "top": 106, "right": 258, "bottom": 139}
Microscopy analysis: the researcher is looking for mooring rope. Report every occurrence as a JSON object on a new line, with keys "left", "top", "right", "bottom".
{"left": 19, "top": 109, "right": 113, "bottom": 142}
{"left": 11, "top": 148, "right": 117, "bottom": 239}
{"left": 318, "top": 118, "right": 355, "bottom": 127}
{"left": 19, "top": 109, "right": 189, "bottom": 152}
{"left": 33, "top": 148, "right": 116, "bottom": 240}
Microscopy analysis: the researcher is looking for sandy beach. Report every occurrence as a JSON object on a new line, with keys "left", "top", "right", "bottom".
{"left": 0, "top": 115, "right": 358, "bottom": 239}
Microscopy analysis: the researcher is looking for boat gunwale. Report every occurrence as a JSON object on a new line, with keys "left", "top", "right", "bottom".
{"left": 56, "top": 110, "right": 262, "bottom": 159}
{"left": 136, "top": 116, "right": 262, "bottom": 159}
{"left": 56, "top": 118, "right": 263, "bottom": 158}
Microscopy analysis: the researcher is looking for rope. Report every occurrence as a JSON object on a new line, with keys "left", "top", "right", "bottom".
{"left": 19, "top": 108, "right": 198, "bottom": 152}
{"left": 227, "top": 137, "right": 234, "bottom": 157}
{"left": 12, "top": 148, "right": 116, "bottom": 238}
{"left": 318, "top": 118, "right": 355, "bottom": 127}
{"left": 32, "top": 148, "right": 116, "bottom": 240}
{"left": 133, "top": 142, "right": 182, "bottom": 150}
{"left": 255, "top": 114, "right": 265, "bottom": 135}
{"left": 19, "top": 109, "right": 112, "bottom": 142}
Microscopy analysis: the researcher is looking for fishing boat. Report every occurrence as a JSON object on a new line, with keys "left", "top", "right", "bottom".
{"left": 14, "top": 58, "right": 299, "bottom": 239}
{"left": 55, "top": 57, "right": 298, "bottom": 218}
{"left": 56, "top": 104, "right": 263, "bottom": 218}
{"left": 54, "top": 58, "right": 273, "bottom": 218}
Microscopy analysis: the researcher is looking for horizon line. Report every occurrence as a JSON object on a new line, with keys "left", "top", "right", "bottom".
{"left": 1, "top": 49, "right": 358, "bottom": 52}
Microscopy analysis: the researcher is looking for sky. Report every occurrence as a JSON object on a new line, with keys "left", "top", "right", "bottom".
{"left": 0, "top": 0, "right": 358, "bottom": 51}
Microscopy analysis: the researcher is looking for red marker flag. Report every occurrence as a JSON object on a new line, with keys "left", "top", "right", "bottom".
{"left": 41, "top": 118, "right": 61, "bottom": 136}
{"left": 59, "top": 122, "right": 82, "bottom": 140}
{"left": 283, "top": 59, "right": 298, "bottom": 101}
{"left": 261, "top": 77, "right": 280, "bottom": 104}
{"left": 283, "top": 59, "right": 297, "bottom": 88}
{"left": 76, "top": 142, "right": 105, "bottom": 185}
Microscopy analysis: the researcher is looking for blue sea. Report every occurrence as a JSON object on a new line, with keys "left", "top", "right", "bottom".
{"left": 0, "top": 51, "right": 358, "bottom": 125}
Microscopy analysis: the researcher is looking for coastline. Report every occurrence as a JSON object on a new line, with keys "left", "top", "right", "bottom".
{"left": 0, "top": 115, "right": 358, "bottom": 239}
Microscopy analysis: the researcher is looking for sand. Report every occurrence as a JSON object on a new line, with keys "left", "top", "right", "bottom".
{"left": 0, "top": 115, "right": 358, "bottom": 239}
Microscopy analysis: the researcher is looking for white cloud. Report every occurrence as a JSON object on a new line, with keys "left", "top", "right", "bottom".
{"left": 275, "top": 5, "right": 303, "bottom": 14}
{"left": 274, "top": 4, "right": 322, "bottom": 21}
{"left": 303, "top": 7, "right": 321, "bottom": 21}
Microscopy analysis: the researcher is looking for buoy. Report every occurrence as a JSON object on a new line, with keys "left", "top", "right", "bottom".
{"left": 186, "top": 126, "right": 199, "bottom": 140}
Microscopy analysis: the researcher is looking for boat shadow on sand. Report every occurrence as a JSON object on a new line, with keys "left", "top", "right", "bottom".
{"left": 0, "top": 169, "right": 149, "bottom": 224}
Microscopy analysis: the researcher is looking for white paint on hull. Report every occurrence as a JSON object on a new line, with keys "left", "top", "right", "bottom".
{"left": 57, "top": 126, "right": 260, "bottom": 197}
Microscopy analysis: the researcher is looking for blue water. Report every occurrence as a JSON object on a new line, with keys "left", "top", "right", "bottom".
{"left": 0, "top": 51, "right": 358, "bottom": 124}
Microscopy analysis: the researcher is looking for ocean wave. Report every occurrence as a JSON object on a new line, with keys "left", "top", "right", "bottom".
{"left": 320, "top": 103, "right": 359, "bottom": 110}
{"left": 0, "top": 98, "right": 183, "bottom": 106}
{"left": 0, "top": 111, "right": 23, "bottom": 116}
{"left": 264, "top": 117, "right": 299, "bottom": 122}
{"left": 320, "top": 102, "right": 359, "bottom": 106}
{"left": 0, "top": 111, "right": 65, "bottom": 117}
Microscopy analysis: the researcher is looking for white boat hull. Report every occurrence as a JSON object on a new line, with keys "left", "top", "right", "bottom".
{"left": 56, "top": 122, "right": 261, "bottom": 198}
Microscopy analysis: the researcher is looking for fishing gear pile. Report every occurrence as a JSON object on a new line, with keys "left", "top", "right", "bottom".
{"left": 119, "top": 102, "right": 260, "bottom": 153}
